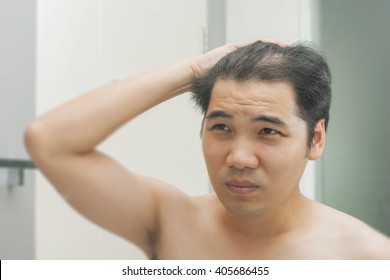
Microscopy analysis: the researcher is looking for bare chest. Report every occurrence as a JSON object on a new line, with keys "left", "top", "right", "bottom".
{"left": 155, "top": 220, "right": 344, "bottom": 260}
{"left": 153, "top": 195, "right": 381, "bottom": 260}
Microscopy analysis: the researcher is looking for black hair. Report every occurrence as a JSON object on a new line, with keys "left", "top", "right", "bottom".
{"left": 191, "top": 40, "right": 332, "bottom": 148}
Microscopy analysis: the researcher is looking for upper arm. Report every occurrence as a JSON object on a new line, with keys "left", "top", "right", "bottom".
{"left": 366, "top": 233, "right": 390, "bottom": 259}
{"left": 33, "top": 150, "right": 178, "bottom": 258}
{"left": 348, "top": 222, "right": 390, "bottom": 259}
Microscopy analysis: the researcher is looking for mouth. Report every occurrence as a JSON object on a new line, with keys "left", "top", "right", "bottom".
{"left": 225, "top": 180, "right": 260, "bottom": 195}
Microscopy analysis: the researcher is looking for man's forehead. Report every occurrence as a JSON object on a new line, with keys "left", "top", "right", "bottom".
{"left": 209, "top": 79, "right": 298, "bottom": 116}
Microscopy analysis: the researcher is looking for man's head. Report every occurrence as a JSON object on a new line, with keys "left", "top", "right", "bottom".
{"left": 191, "top": 41, "right": 332, "bottom": 217}
{"left": 192, "top": 40, "right": 332, "bottom": 148}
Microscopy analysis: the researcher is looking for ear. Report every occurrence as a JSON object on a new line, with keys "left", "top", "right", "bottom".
{"left": 308, "top": 119, "right": 326, "bottom": 160}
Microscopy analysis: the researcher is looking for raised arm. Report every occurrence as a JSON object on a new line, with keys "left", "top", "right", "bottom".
{"left": 24, "top": 42, "right": 247, "bottom": 257}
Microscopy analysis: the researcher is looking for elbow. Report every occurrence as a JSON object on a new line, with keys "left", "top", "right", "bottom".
{"left": 24, "top": 121, "right": 52, "bottom": 164}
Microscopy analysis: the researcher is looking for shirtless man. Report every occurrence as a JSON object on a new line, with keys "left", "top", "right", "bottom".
{"left": 25, "top": 40, "right": 390, "bottom": 259}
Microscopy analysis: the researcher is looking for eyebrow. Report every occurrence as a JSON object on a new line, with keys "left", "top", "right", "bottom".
{"left": 205, "top": 110, "right": 287, "bottom": 127}
{"left": 205, "top": 110, "right": 233, "bottom": 120}
{"left": 252, "top": 115, "right": 287, "bottom": 127}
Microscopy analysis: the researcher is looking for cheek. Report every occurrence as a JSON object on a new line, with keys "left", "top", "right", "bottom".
{"left": 202, "top": 138, "right": 228, "bottom": 173}
{"left": 202, "top": 138, "right": 218, "bottom": 169}
{"left": 260, "top": 141, "right": 307, "bottom": 176}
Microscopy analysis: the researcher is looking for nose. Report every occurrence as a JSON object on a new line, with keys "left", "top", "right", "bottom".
{"left": 226, "top": 139, "right": 259, "bottom": 170}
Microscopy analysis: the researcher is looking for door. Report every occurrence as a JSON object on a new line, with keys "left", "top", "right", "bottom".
{"left": 319, "top": 0, "right": 390, "bottom": 235}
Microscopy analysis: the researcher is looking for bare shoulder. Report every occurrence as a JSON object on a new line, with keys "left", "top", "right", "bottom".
{"left": 310, "top": 200, "right": 390, "bottom": 259}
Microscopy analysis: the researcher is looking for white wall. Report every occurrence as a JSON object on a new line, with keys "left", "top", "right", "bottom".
{"left": 35, "top": 0, "right": 207, "bottom": 259}
{"left": 226, "top": 0, "right": 300, "bottom": 42}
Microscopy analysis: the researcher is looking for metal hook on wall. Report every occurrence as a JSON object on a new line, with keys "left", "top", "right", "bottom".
{"left": 0, "top": 159, "right": 36, "bottom": 187}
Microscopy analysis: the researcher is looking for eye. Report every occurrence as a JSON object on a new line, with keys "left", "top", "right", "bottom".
{"left": 259, "top": 128, "right": 279, "bottom": 136}
{"left": 211, "top": 124, "right": 231, "bottom": 132}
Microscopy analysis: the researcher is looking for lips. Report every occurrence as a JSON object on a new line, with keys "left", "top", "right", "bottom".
{"left": 225, "top": 180, "right": 260, "bottom": 194}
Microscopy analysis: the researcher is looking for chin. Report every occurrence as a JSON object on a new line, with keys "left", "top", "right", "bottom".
{"left": 224, "top": 201, "right": 268, "bottom": 217}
